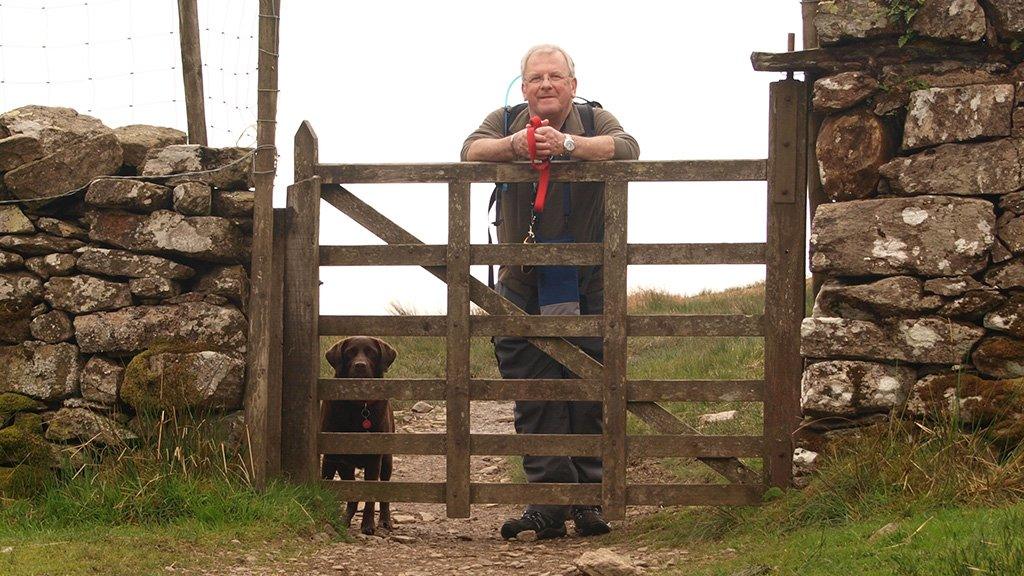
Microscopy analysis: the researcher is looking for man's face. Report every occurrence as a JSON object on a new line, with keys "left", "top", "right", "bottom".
{"left": 521, "top": 51, "right": 577, "bottom": 121}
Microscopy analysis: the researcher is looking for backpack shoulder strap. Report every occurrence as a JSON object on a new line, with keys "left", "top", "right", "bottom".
{"left": 503, "top": 103, "right": 529, "bottom": 136}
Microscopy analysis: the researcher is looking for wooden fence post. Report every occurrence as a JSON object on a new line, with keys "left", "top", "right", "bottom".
{"left": 281, "top": 122, "right": 320, "bottom": 483}
{"left": 446, "top": 181, "right": 472, "bottom": 517}
{"left": 764, "top": 79, "right": 807, "bottom": 488}
{"left": 244, "top": 0, "right": 282, "bottom": 489}
{"left": 176, "top": 0, "right": 207, "bottom": 146}
{"left": 602, "top": 181, "right": 628, "bottom": 520}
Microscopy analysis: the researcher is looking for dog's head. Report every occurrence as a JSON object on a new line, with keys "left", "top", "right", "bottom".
{"left": 325, "top": 336, "right": 397, "bottom": 378}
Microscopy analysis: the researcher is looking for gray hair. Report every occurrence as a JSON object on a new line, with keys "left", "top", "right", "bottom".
{"left": 520, "top": 44, "right": 576, "bottom": 78}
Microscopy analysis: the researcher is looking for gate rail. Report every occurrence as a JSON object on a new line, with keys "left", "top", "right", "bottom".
{"left": 280, "top": 79, "right": 807, "bottom": 520}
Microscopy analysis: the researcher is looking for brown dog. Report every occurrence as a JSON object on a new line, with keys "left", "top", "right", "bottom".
{"left": 322, "top": 336, "right": 398, "bottom": 535}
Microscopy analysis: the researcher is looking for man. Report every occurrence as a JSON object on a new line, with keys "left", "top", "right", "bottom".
{"left": 461, "top": 44, "right": 639, "bottom": 540}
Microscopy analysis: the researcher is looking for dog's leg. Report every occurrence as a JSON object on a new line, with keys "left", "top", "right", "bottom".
{"left": 321, "top": 454, "right": 341, "bottom": 481}
{"left": 339, "top": 464, "right": 358, "bottom": 527}
{"left": 360, "top": 457, "right": 382, "bottom": 535}
{"left": 378, "top": 454, "right": 393, "bottom": 530}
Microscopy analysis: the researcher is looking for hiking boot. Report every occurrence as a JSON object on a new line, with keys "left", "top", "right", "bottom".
{"left": 572, "top": 506, "right": 611, "bottom": 536}
{"left": 500, "top": 510, "right": 567, "bottom": 540}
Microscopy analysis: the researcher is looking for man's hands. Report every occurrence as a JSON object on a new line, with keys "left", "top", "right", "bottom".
{"left": 510, "top": 119, "right": 571, "bottom": 160}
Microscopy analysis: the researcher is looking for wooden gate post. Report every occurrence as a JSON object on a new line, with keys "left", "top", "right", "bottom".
{"left": 176, "top": 0, "right": 207, "bottom": 146}
{"left": 764, "top": 79, "right": 807, "bottom": 488}
{"left": 602, "top": 181, "right": 629, "bottom": 520}
{"left": 281, "top": 122, "right": 320, "bottom": 483}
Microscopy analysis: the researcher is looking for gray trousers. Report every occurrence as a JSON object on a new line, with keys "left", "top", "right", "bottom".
{"left": 493, "top": 282, "right": 604, "bottom": 521}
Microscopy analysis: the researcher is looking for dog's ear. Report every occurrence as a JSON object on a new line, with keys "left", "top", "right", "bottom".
{"left": 325, "top": 338, "right": 350, "bottom": 373}
{"left": 373, "top": 338, "right": 397, "bottom": 375}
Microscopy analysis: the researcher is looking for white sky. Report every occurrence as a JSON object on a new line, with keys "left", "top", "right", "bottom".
{"left": 0, "top": 0, "right": 805, "bottom": 315}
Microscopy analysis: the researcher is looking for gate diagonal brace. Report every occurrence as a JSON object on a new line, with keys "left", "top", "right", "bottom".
{"left": 319, "top": 183, "right": 760, "bottom": 485}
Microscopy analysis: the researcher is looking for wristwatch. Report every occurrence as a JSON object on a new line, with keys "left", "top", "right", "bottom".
{"left": 562, "top": 135, "right": 576, "bottom": 156}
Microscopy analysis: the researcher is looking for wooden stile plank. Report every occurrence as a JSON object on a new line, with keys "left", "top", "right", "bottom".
{"left": 472, "top": 483, "right": 601, "bottom": 505}
{"left": 627, "top": 315, "right": 764, "bottom": 337}
{"left": 318, "top": 378, "right": 446, "bottom": 400}
{"left": 316, "top": 159, "right": 767, "bottom": 184}
{"left": 471, "top": 315, "right": 602, "bottom": 337}
{"left": 446, "top": 181, "right": 471, "bottom": 518}
{"left": 319, "top": 244, "right": 447, "bottom": 266}
{"left": 471, "top": 434, "right": 601, "bottom": 456}
{"left": 628, "top": 243, "right": 766, "bottom": 265}
{"left": 628, "top": 435, "right": 764, "bottom": 458}
{"left": 764, "top": 79, "right": 808, "bottom": 489}
{"left": 628, "top": 380, "right": 764, "bottom": 402}
{"left": 471, "top": 243, "right": 602, "bottom": 265}
{"left": 627, "top": 484, "right": 764, "bottom": 507}
{"left": 319, "top": 315, "right": 446, "bottom": 336}
{"left": 319, "top": 433, "right": 445, "bottom": 455}
{"left": 470, "top": 379, "right": 603, "bottom": 401}
{"left": 323, "top": 481, "right": 445, "bottom": 503}
{"left": 602, "top": 181, "right": 629, "bottom": 521}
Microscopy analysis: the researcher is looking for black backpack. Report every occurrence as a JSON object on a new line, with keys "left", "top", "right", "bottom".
{"left": 486, "top": 99, "right": 601, "bottom": 288}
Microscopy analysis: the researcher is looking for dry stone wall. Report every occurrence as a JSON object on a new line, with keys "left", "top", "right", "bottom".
{"left": 801, "top": 0, "right": 1024, "bottom": 455}
{"left": 0, "top": 105, "right": 253, "bottom": 495}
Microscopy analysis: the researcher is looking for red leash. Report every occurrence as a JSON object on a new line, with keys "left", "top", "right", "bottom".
{"left": 526, "top": 115, "right": 551, "bottom": 213}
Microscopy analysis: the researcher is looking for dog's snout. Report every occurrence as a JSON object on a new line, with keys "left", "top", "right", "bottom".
{"left": 349, "top": 360, "right": 373, "bottom": 376}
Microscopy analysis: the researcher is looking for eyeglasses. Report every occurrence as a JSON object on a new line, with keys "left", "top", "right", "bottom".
{"left": 524, "top": 72, "right": 572, "bottom": 86}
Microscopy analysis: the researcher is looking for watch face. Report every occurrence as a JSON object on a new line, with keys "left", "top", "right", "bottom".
{"left": 564, "top": 136, "right": 576, "bottom": 152}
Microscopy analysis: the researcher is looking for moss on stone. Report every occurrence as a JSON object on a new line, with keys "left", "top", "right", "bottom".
{"left": 0, "top": 464, "right": 50, "bottom": 498}
{"left": 0, "top": 392, "right": 45, "bottom": 426}
{"left": 0, "top": 421, "right": 54, "bottom": 468}
{"left": 120, "top": 342, "right": 218, "bottom": 413}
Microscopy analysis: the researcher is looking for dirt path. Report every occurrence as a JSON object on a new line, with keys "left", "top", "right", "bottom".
{"left": 191, "top": 402, "right": 692, "bottom": 576}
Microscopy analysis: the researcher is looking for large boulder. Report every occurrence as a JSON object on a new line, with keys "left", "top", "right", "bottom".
{"left": 902, "top": 86, "right": 1014, "bottom": 150}
{"left": 802, "top": 360, "right": 916, "bottom": 416}
{"left": 909, "top": 0, "right": 986, "bottom": 42}
{"left": 0, "top": 106, "right": 109, "bottom": 155}
{"left": 997, "top": 212, "right": 1024, "bottom": 255}
{"left": 122, "top": 348, "right": 245, "bottom": 411}
{"left": 0, "top": 251, "right": 23, "bottom": 271}
{"left": 73, "top": 302, "right": 247, "bottom": 354}
{"left": 3, "top": 132, "right": 123, "bottom": 206}
{"left": 129, "top": 277, "right": 181, "bottom": 300}
{"left": 29, "top": 310, "right": 73, "bottom": 344}
{"left": 44, "top": 407, "right": 137, "bottom": 446}
{"left": 0, "top": 234, "right": 84, "bottom": 256}
{"left": 812, "top": 72, "right": 880, "bottom": 112}
{"left": 923, "top": 275, "right": 987, "bottom": 297}
{"left": 812, "top": 277, "right": 942, "bottom": 320}
{"left": 112, "top": 125, "right": 186, "bottom": 170}
{"left": 25, "top": 253, "right": 76, "bottom": 279}
{"left": 985, "top": 258, "right": 1024, "bottom": 289}
{"left": 88, "top": 210, "right": 247, "bottom": 263}
{"left": 879, "top": 139, "right": 1024, "bottom": 197}
{"left": 938, "top": 289, "right": 1005, "bottom": 322}
{"left": 972, "top": 336, "right": 1024, "bottom": 380}
{"left": 0, "top": 206, "right": 34, "bottom": 235}
{"left": 0, "top": 271, "right": 43, "bottom": 309}
{"left": 85, "top": 179, "right": 172, "bottom": 212}
{"left": 193, "top": 265, "right": 249, "bottom": 306}
{"left": 80, "top": 356, "right": 124, "bottom": 406}
{"left": 172, "top": 182, "right": 212, "bottom": 216}
{"left": 801, "top": 316, "right": 984, "bottom": 364}
{"left": 810, "top": 196, "right": 994, "bottom": 277}
{"left": 814, "top": 0, "right": 896, "bottom": 45}
{"left": 140, "top": 145, "right": 253, "bottom": 190}
{"left": 212, "top": 190, "right": 254, "bottom": 218}
{"left": 74, "top": 246, "right": 195, "bottom": 280}
{"left": 573, "top": 548, "right": 641, "bottom": 576}
{"left": 816, "top": 107, "right": 894, "bottom": 201}
{"left": 43, "top": 275, "right": 132, "bottom": 314}
{"left": 984, "top": 294, "right": 1024, "bottom": 338}
{"left": 0, "top": 342, "right": 80, "bottom": 401}
{"left": 0, "top": 135, "right": 44, "bottom": 172}
{"left": 985, "top": 0, "right": 1024, "bottom": 40}
{"left": 906, "top": 373, "right": 1024, "bottom": 444}
{"left": 35, "top": 217, "right": 88, "bottom": 241}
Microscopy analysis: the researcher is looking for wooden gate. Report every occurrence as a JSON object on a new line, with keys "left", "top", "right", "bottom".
{"left": 279, "top": 79, "right": 807, "bottom": 520}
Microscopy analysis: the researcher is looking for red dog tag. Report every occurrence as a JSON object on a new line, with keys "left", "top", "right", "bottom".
{"left": 362, "top": 419, "right": 372, "bottom": 430}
